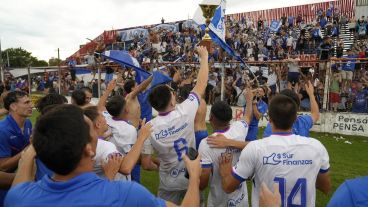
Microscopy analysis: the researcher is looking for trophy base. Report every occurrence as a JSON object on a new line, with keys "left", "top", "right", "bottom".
{"left": 200, "top": 39, "right": 212, "bottom": 54}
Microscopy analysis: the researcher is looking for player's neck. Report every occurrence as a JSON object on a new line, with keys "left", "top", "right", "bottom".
{"left": 213, "top": 124, "right": 230, "bottom": 133}
{"left": 10, "top": 112, "right": 27, "bottom": 130}
{"left": 52, "top": 158, "right": 93, "bottom": 182}
{"left": 159, "top": 105, "right": 175, "bottom": 116}
{"left": 272, "top": 128, "right": 293, "bottom": 135}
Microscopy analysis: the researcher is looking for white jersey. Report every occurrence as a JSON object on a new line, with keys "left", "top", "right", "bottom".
{"left": 93, "top": 139, "right": 129, "bottom": 181}
{"left": 104, "top": 112, "right": 137, "bottom": 155}
{"left": 199, "top": 120, "right": 249, "bottom": 207}
{"left": 142, "top": 92, "right": 200, "bottom": 191}
{"left": 232, "top": 134, "right": 330, "bottom": 207}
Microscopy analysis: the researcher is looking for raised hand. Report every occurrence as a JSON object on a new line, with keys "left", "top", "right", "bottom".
{"left": 196, "top": 46, "right": 209, "bottom": 60}
{"left": 138, "top": 118, "right": 152, "bottom": 141}
{"left": 107, "top": 79, "right": 117, "bottom": 92}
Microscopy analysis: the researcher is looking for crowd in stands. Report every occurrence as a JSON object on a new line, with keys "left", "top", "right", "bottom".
{"left": 1, "top": 8, "right": 368, "bottom": 113}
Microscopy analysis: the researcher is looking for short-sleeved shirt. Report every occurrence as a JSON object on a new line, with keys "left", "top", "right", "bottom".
{"left": 327, "top": 176, "right": 368, "bottom": 207}
{"left": 352, "top": 90, "right": 368, "bottom": 113}
{"left": 199, "top": 121, "right": 249, "bottom": 207}
{"left": 0, "top": 115, "right": 32, "bottom": 158}
{"left": 245, "top": 100, "right": 268, "bottom": 141}
{"left": 4, "top": 172, "right": 166, "bottom": 207}
{"left": 342, "top": 55, "right": 358, "bottom": 71}
{"left": 93, "top": 139, "right": 129, "bottom": 180}
{"left": 232, "top": 134, "right": 330, "bottom": 207}
{"left": 142, "top": 92, "right": 200, "bottom": 191}
{"left": 105, "top": 113, "right": 137, "bottom": 156}
{"left": 0, "top": 115, "right": 32, "bottom": 205}
{"left": 263, "top": 115, "right": 313, "bottom": 138}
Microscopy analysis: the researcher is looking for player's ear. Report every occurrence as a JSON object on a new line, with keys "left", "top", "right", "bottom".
{"left": 84, "top": 143, "right": 95, "bottom": 158}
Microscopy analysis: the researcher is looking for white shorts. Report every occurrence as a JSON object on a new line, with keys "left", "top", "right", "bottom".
{"left": 341, "top": 70, "right": 353, "bottom": 80}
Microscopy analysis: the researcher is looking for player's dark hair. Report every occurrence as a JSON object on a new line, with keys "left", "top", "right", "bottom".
{"left": 81, "top": 87, "right": 92, "bottom": 94}
{"left": 71, "top": 89, "right": 87, "bottom": 106}
{"left": 124, "top": 79, "right": 136, "bottom": 94}
{"left": 210, "top": 101, "right": 233, "bottom": 125}
{"left": 148, "top": 85, "right": 172, "bottom": 111}
{"left": 33, "top": 105, "right": 90, "bottom": 175}
{"left": 36, "top": 94, "right": 68, "bottom": 114}
{"left": 3, "top": 91, "right": 28, "bottom": 111}
{"left": 83, "top": 106, "right": 99, "bottom": 122}
{"left": 269, "top": 94, "right": 297, "bottom": 130}
{"left": 106, "top": 95, "right": 126, "bottom": 117}
{"left": 280, "top": 89, "right": 300, "bottom": 107}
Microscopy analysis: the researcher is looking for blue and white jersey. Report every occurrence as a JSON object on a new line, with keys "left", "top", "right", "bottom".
{"left": 104, "top": 112, "right": 137, "bottom": 156}
{"left": 93, "top": 139, "right": 126, "bottom": 180}
{"left": 199, "top": 121, "right": 249, "bottom": 207}
{"left": 232, "top": 134, "right": 330, "bottom": 207}
{"left": 143, "top": 92, "right": 200, "bottom": 191}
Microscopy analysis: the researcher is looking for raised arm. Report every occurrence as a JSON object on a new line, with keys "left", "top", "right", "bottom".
{"left": 192, "top": 46, "right": 209, "bottom": 97}
{"left": 119, "top": 120, "right": 153, "bottom": 175}
{"left": 11, "top": 145, "right": 36, "bottom": 187}
{"left": 305, "top": 81, "right": 320, "bottom": 123}
{"left": 243, "top": 86, "right": 254, "bottom": 125}
{"left": 127, "top": 75, "right": 153, "bottom": 99}
{"left": 97, "top": 80, "right": 116, "bottom": 111}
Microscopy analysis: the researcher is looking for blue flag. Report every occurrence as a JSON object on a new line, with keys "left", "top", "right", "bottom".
{"left": 101, "top": 50, "right": 172, "bottom": 87}
{"left": 269, "top": 20, "right": 281, "bottom": 32}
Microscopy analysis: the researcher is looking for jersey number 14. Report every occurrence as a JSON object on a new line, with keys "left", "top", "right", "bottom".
{"left": 274, "top": 177, "right": 307, "bottom": 207}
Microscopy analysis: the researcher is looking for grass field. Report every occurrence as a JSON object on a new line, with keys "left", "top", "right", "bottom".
{"left": 27, "top": 111, "right": 368, "bottom": 206}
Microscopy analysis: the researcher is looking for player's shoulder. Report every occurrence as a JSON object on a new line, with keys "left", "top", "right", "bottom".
{"left": 198, "top": 137, "right": 210, "bottom": 151}
{"left": 6, "top": 182, "right": 36, "bottom": 202}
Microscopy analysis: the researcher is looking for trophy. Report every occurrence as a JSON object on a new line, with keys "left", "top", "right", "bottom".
{"left": 199, "top": 4, "right": 218, "bottom": 53}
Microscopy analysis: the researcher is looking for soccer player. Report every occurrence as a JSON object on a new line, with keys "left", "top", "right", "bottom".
{"left": 327, "top": 176, "right": 368, "bottom": 207}
{"left": 263, "top": 81, "right": 319, "bottom": 137}
{"left": 5, "top": 105, "right": 201, "bottom": 207}
{"left": 198, "top": 88, "right": 253, "bottom": 207}
{"left": 141, "top": 46, "right": 209, "bottom": 204}
{"left": 219, "top": 94, "right": 331, "bottom": 207}
{"left": 0, "top": 91, "right": 33, "bottom": 205}
{"left": 83, "top": 106, "right": 152, "bottom": 180}
{"left": 98, "top": 78, "right": 158, "bottom": 180}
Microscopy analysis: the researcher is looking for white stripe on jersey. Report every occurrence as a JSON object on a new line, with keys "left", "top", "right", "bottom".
{"left": 143, "top": 92, "right": 200, "bottom": 191}
{"left": 199, "top": 120, "right": 249, "bottom": 207}
{"left": 232, "top": 134, "right": 330, "bottom": 207}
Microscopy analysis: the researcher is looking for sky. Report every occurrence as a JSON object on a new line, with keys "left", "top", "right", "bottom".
{"left": 0, "top": 0, "right": 331, "bottom": 61}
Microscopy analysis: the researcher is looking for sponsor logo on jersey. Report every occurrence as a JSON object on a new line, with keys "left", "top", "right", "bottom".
{"left": 155, "top": 123, "right": 188, "bottom": 140}
{"left": 263, "top": 153, "right": 313, "bottom": 166}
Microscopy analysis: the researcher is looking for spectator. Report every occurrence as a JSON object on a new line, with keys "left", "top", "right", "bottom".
{"left": 0, "top": 91, "right": 33, "bottom": 205}
{"left": 351, "top": 82, "right": 368, "bottom": 113}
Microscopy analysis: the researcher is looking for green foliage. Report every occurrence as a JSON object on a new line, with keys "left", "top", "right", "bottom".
{"left": 1, "top": 47, "right": 48, "bottom": 67}
{"left": 48, "top": 57, "right": 62, "bottom": 66}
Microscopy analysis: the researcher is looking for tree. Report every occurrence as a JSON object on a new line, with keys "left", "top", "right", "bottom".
{"left": 48, "top": 57, "right": 62, "bottom": 66}
{"left": 0, "top": 47, "right": 49, "bottom": 68}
